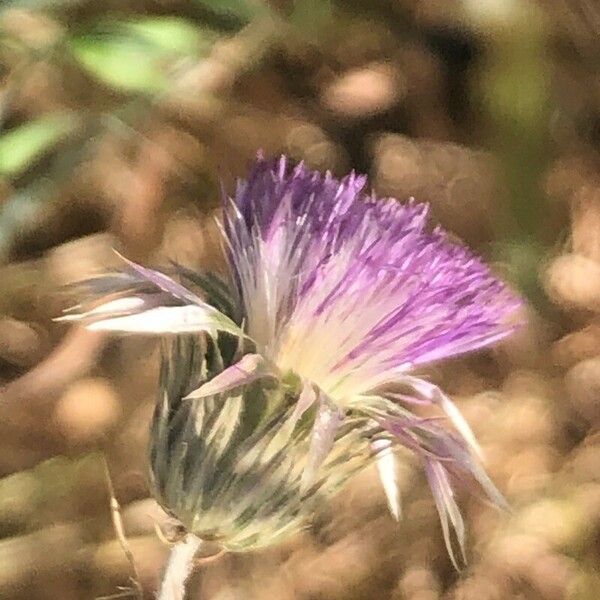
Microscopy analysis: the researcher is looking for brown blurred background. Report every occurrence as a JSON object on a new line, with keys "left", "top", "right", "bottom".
{"left": 0, "top": 1, "right": 599, "bottom": 598}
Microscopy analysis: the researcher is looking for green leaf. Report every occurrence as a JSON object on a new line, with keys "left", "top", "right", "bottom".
{"left": 124, "top": 17, "right": 203, "bottom": 54}
{"left": 0, "top": 113, "right": 76, "bottom": 176}
{"left": 68, "top": 35, "right": 165, "bottom": 93}
{"left": 68, "top": 18, "right": 216, "bottom": 94}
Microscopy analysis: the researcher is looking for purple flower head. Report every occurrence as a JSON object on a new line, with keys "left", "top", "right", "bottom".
{"left": 62, "top": 154, "right": 522, "bottom": 566}
{"left": 224, "top": 155, "right": 521, "bottom": 399}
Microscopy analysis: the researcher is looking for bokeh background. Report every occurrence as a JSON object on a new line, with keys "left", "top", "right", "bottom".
{"left": 1, "top": 1, "right": 599, "bottom": 598}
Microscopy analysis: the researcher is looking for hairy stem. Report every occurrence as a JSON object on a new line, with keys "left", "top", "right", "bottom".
{"left": 158, "top": 534, "right": 202, "bottom": 600}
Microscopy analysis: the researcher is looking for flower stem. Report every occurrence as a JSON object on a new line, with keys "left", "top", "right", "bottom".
{"left": 158, "top": 534, "right": 202, "bottom": 600}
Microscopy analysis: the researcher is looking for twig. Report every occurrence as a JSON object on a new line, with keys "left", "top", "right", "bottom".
{"left": 157, "top": 534, "right": 202, "bottom": 600}
{"left": 102, "top": 455, "right": 144, "bottom": 600}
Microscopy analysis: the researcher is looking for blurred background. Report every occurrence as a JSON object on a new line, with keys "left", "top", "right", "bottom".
{"left": 0, "top": 0, "right": 599, "bottom": 598}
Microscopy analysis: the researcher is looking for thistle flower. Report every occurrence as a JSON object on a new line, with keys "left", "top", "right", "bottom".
{"left": 62, "top": 155, "right": 521, "bottom": 572}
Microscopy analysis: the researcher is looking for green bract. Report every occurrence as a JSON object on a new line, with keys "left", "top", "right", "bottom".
{"left": 150, "top": 334, "right": 374, "bottom": 550}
